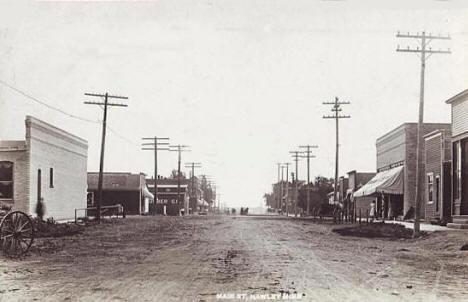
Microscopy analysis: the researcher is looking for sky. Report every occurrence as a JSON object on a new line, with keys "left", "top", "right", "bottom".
{"left": 0, "top": 0, "right": 467, "bottom": 208}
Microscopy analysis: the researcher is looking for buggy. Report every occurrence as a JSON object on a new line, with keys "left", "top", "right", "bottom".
{"left": 0, "top": 204, "right": 34, "bottom": 256}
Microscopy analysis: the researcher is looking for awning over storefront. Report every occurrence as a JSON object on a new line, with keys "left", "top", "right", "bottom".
{"left": 353, "top": 166, "right": 404, "bottom": 197}
{"left": 142, "top": 185, "right": 154, "bottom": 200}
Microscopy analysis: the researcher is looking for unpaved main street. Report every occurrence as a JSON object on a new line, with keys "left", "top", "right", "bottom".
{"left": 1, "top": 215, "right": 468, "bottom": 301}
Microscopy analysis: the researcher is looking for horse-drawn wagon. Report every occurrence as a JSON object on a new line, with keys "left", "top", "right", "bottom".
{"left": 0, "top": 204, "right": 34, "bottom": 256}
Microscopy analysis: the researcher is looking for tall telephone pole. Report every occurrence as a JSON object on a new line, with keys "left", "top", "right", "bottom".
{"left": 289, "top": 151, "right": 301, "bottom": 217}
{"left": 323, "top": 97, "right": 350, "bottom": 205}
{"left": 84, "top": 92, "right": 128, "bottom": 223}
{"left": 299, "top": 145, "right": 318, "bottom": 215}
{"left": 276, "top": 163, "right": 281, "bottom": 211}
{"left": 142, "top": 137, "right": 170, "bottom": 214}
{"left": 184, "top": 162, "right": 202, "bottom": 213}
{"left": 396, "top": 31, "right": 451, "bottom": 236}
{"left": 170, "top": 144, "right": 190, "bottom": 215}
{"left": 283, "top": 163, "right": 291, "bottom": 215}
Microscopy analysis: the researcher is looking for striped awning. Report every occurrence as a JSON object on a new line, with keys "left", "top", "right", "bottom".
{"left": 353, "top": 166, "right": 404, "bottom": 197}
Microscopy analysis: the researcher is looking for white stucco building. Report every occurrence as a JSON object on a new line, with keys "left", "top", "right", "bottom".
{"left": 0, "top": 116, "right": 88, "bottom": 220}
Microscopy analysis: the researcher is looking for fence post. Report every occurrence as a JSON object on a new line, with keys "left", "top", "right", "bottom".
{"left": 75, "top": 209, "right": 77, "bottom": 223}
{"left": 366, "top": 209, "right": 369, "bottom": 224}
{"left": 359, "top": 209, "right": 361, "bottom": 225}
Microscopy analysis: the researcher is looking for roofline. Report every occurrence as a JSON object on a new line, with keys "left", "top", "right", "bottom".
{"left": 26, "top": 115, "right": 88, "bottom": 146}
{"left": 88, "top": 172, "right": 147, "bottom": 176}
{"left": 445, "top": 89, "right": 468, "bottom": 104}
{"left": 376, "top": 122, "right": 451, "bottom": 143}
{"left": 347, "top": 170, "right": 376, "bottom": 175}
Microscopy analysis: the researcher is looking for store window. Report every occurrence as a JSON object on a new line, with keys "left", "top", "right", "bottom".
{"left": 0, "top": 161, "right": 13, "bottom": 199}
{"left": 427, "top": 172, "right": 434, "bottom": 204}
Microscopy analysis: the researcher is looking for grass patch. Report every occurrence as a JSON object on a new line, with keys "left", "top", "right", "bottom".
{"left": 332, "top": 223, "right": 418, "bottom": 239}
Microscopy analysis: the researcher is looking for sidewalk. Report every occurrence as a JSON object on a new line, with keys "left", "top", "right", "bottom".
{"left": 381, "top": 219, "right": 457, "bottom": 232}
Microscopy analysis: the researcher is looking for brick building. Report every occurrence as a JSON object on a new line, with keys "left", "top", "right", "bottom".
{"left": 424, "top": 129, "right": 452, "bottom": 223}
{"left": 146, "top": 178, "right": 189, "bottom": 215}
{"left": 87, "top": 172, "right": 153, "bottom": 215}
{"left": 355, "top": 123, "right": 450, "bottom": 220}
{"left": 445, "top": 89, "right": 468, "bottom": 227}
{"left": 0, "top": 116, "right": 88, "bottom": 220}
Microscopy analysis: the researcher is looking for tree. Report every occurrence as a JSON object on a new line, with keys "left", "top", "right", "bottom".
{"left": 170, "top": 169, "right": 186, "bottom": 179}
{"left": 296, "top": 176, "right": 334, "bottom": 211}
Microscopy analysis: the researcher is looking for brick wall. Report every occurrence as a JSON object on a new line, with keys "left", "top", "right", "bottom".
{"left": 26, "top": 116, "right": 88, "bottom": 220}
{"left": 376, "top": 123, "right": 451, "bottom": 219}
{"left": 0, "top": 142, "right": 30, "bottom": 213}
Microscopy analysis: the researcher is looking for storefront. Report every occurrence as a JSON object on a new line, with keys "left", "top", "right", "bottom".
{"left": 354, "top": 165, "right": 404, "bottom": 219}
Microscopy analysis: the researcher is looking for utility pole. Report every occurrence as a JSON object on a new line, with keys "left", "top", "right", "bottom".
{"left": 211, "top": 183, "right": 218, "bottom": 213}
{"left": 396, "top": 31, "right": 451, "bottom": 237}
{"left": 289, "top": 151, "right": 301, "bottom": 217}
{"left": 84, "top": 92, "right": 128, "bottom": 223}
{"left": 142, "top": 137, "right": 170, "bottom": 214}
{"left": 283, "top": 163, "right": 291, "bottom": 215}
{"left": 299, "top": 145, "right": 318, "bottom": 215}
{"left": 184, "top": 162, "right": 202, "bottom": 213}
{"left": 276, "top": 163, "right": 281, "bottom": 211}
{"left": 200, "top": 175, "right": 213, "bottom": 211}
{"left": 323, "top": 97, "right": 350, "bottom": 205}
{"left": 280, "top": 165, "right": 285, "bottom": 214}
{"left": 169, "top": 144, "right": 190, "bottom": 215}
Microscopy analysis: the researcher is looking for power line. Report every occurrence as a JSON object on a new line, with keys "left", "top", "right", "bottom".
{"left": 396, "top": 30, "right": 451, "bottom": 237}
{"left": 0, "top": 79, "right": 100, "bottom": 124}
{"left": 0, "top": 79, "right": 141, "bottom": 149}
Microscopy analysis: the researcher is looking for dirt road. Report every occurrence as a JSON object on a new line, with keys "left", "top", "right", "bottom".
{"left": 1, "top": 215, "right": 467, "bottom": 301}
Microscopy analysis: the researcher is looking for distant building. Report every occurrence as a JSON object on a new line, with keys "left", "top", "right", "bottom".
{"left": 146, "top": 178, "right": 189, "bottom": 216}
{"left": 0, "top": 116, "right": 88, "bottom": 220}
{"left": 355, "top": 122, "right": 451, "bottom": 220}
{"left": 445, "top": 89, "right": 468, "bottom": 226}
{"left": 424, "top": 129, "right": 452, "bottom": 223}
{"left": 338, "top": 176, "right": 348, "bottom": 205}
{"left": 87, "top": 172, "right": 153, "bottom": 215}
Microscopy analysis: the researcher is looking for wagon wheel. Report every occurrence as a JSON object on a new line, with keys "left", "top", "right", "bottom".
{"left": 0, "top": 211, "right": 34, "bottom": 257}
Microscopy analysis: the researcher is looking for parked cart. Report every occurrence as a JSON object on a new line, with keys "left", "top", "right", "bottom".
{"left": 0, "top": 204, "right": 34, "bottom": 256}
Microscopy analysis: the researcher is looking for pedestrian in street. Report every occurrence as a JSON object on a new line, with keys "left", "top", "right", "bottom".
{"left": 369, "top": 200, "right": 376, "bottom": 223}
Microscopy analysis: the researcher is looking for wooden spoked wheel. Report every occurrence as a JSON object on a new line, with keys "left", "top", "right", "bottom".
{"left": 0, "top": 211, "right": 34, "bottom": 256}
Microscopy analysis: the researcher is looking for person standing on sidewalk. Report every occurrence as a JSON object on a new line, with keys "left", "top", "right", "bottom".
{"left": 369, "top": 200, "right": 376, "bottom": 223}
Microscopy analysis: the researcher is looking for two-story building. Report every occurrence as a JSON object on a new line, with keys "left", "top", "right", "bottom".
{"left": 354, "top": 123, "right": 451, "bottom": 220}
{"left": 146, "top": 178, "right": 189, "bottom": 215}
{"left": 445, "top": 89, "right": 468, "bottom": 228}
{"left": 0, "top": 116, "right": 88, "bottom": 220}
